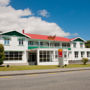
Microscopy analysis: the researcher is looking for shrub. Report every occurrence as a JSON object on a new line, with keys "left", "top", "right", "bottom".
{"left": 0, "top": 44, "right": 5, "bottom": 65}
{"left": 82, "top": 58, "right": 88, "bottom": 65}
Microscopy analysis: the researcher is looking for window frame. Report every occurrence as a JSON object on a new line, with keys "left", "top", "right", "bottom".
{"left": 39, "top": 51, "right": 54, "bottom": 62}
{"left": 73, "top": 43, "right": 76, "bottom": 48}
{"left": 74, "top": 51, "right": 78, "bottom": 58}
{"left": 4, "top": 51, "right": 23, "bottom": 61}
{"left": 4, "top": 39, "right": 10, "bottom": 45}
{"left": 18, "top": 39, "right": 24, "bottom": 46}
{"left": 80, "top": 43, "right": 83, "bottom": 48}
{"left": 81, "top": 51, "right": 85, "bottom": 57}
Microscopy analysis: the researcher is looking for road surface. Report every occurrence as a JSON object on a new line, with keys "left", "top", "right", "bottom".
{"left": 0, "top": 70, "right": 90, "bottom": 90}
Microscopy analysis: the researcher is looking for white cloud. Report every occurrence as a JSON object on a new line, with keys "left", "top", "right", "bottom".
{"left": 0, "top": 0, "right": 70, "bottom": 37}
{"left": 24, "top": 17, "right": 70, "bottom": 36}
{"left": 72, "top": 33, "right": 79, "bottom": 36}
{"left": 0, "top": 0, "right": 10, "bottom": 6}
{"left": 38, "top": 9, "right": 50, "bottom": 17}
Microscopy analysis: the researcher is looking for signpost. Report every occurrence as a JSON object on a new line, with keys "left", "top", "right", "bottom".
{"left": 58, "top": 49, "right": 64, "bottom": 67}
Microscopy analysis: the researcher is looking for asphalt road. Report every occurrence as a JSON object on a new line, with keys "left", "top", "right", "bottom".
{"left": 0, "top": 70, "right": 90, "bottom": 90}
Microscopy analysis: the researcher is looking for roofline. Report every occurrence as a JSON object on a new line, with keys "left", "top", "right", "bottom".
{"left": 0, "top": 30, "right": 31, "bottom": 38}
{"left": 27, "top": 38, "right": 70, "bottom": 42}
{"left": 24, "top": 33, "right": 70, "bottom": 41}
{"left": 1, "top": 31, "right": 86, "bottom": 42}
{"left": 70, "top": 37, "right": 86, "bottom": 42}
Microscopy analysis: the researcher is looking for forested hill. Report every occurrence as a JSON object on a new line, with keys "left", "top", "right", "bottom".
{"left": 85, "top": 40, "right": 90, "bottom": 48}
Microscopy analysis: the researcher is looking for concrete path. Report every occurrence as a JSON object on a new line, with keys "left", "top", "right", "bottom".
{"left": 0, "top": 67, "right": 90, "bottom": 76}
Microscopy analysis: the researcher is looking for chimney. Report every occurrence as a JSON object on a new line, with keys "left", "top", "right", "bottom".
{"left": 22, "top": 29, "right": 25, "bottom": 34}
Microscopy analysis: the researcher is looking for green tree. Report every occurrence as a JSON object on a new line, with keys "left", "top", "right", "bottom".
{"left": 85, "top": 40, "right": 90, "bottom": 48}
{"left": 0, "top": 44, "right": 5, "bottom": 65}
{"left": 82, "top": 58, "right": 88, "bottom": 65}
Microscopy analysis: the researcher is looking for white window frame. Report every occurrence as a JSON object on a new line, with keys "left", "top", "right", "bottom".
{"left": 19, "top": 39, "right": 24, "bottom": 46}
{"left": 74, "top": 51, "right": 78, "bottom": 58}
{"left": 4, "top": 39, "right": 10, "bottom": 45}
{"left": 73, "top": 43, "right": 76, "bottom": 48}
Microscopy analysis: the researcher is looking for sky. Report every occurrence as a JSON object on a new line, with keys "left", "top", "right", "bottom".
{"left": 0, "top": 0, "right": 90, "bottom": 40}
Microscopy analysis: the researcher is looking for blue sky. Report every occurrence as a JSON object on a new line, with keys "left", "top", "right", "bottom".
{"left": 0, "top": 0, "right": 90, "bottom": 40}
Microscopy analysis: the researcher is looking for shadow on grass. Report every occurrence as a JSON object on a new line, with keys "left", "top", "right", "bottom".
{"left": 0, "top": 65, "right": 5, "bottom": 67}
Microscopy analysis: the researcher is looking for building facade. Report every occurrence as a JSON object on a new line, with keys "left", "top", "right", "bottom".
{"left": 0, "top": 30, "right": 90, "bottom": 65}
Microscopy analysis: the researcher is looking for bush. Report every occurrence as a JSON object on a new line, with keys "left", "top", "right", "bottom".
{"left": 82, "top": 58, "right": 88, "bottom": 65}
{"left": 0, "top": 44, "right": 5, "bottom": 65}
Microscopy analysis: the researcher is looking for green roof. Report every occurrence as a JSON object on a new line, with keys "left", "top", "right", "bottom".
{"left": 73, "top": 38, "right": 84, "bottom": 42}
{"left": 2, "top": 31, "right": 27, "bottom": 37}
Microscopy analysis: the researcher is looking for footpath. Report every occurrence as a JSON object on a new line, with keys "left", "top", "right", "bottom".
{"left": 0, "top": 67, "right": 90, "bottom": 76}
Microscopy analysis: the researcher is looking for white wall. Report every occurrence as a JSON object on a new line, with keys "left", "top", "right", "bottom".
{"left": 37, "top": 48, "right": 69, "bottom": 65}
{"left": 1, "top": 34, "right": 90, "bottom": 65}
{"left": 0, "top": 36, "right": 28, "bottom": 64}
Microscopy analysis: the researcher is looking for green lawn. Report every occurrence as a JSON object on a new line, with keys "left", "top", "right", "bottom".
{"left": 0, "top": 64, "right": 90, "bottom": 71}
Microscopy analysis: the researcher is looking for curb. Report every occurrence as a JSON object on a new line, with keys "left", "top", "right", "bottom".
{"left": 0, "top": 68, "right": 90, "bottom": 77}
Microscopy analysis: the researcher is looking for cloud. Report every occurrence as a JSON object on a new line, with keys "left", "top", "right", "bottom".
{"left": 0, "top": 0, "right": 70, "bottom": 37}
{"left": 24, "top": 17, "right": 70, "bottom": 37}
{"left": 0, "top": 0, "right": 10, "bottom": 6}
{"left": 38, "top": 9, "right": 50, "bottom": 17}
{"left": 72, "top": 33, "right": 79, "bottom": 36}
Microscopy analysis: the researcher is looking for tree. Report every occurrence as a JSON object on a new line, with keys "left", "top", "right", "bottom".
{"left": 85, "top": 40, "right": 90, "bottom": 48}
{"left": 82, "top": 58, "right": 88, "bottom": 65}
{"left": 0, "top": 44, "right": 5, "bottom": 65}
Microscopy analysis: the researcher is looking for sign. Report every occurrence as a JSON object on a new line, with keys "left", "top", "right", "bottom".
{"left": 58, "top": 49, "right": 63, "bottom": 57}
{"left": 68, "top": 48, "right": 71, "bottom": 50}
{"left": 48, "top": 35, "right": 56, "bottom": 40}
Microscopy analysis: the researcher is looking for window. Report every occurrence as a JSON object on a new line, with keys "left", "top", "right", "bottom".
{"left": 87, "top": 52, "right": 90, "bottom": 57}
{"left": 63, "top": 51, "right": 67, "bottom": 58}
{"left": 44, "top": 42, "right": 49, "bottom": 46}
{"left": 62, "top": 43, "right": 67, "bottom": 47}
{"left": 34, "top": 41, "right": 38, "bottom": 45}
{"left": 68, "top": 51, "right": 72, "bottom": 57}
{"left": 40, "top": 42, "right": 43, "bottom": 46}
{"left": 55, "top": 51, "right": 58, "bottom": 59}
{"left": 81, "top": 51, "right": 85, "bottom": 57}
{"left": 28, "top": 41, "right": 33, "bottom": 45}
{"left": 62, "top": 43, "right": 70, "bottom": 48}
{"left": 4, "top": 39, "right": 10, "bottom": 45}
{"left": 74, "top": 51, "right": 78, "bottom": 58}
{"left": 28, "top": 41, "right": 38, "bottom": 46}
{"left": 4, "top": 51, "right": 23, "bottom": 60}
{"left": 67, "top": 43, "right": 70, "bottom": 47}
{"left": 40, "top": 42, "right": 49, "bottom": 46}
{"left": 54, "top": 43, "right": 60, "bottom": 47}
{"left": 19, "top": 39, "right": 23, "bottom": 45}
{"left": 80, "top": 43, "right": 83, "bottom": 48}
{"left": 39, "top": 51, "right": 54, "bottom": 62}
{"left": 73, "top": 43, "right": 76, "bottom": 48}
{"left": 50, "top": 42, "right": 54, "bottom": 47}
